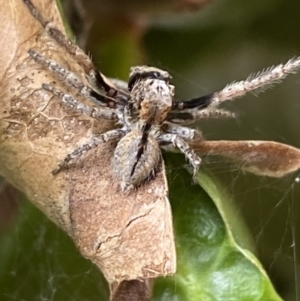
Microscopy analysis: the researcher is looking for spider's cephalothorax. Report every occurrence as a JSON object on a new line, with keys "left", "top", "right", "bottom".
{"left": 23, "top": 0, "right": 300, "bottom": 191}
{"left": 114, "top": 67, "right": 175, "bottom": 190}
{"left": 125, "top": 66, "right": 174, "bottom": 125}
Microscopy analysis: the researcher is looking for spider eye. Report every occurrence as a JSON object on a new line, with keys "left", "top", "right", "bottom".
{"left": 152, "top": 72, "right": 160, "bottom": 78}
{"left": 145, "top": 71, "right": 163, "bottom": 80}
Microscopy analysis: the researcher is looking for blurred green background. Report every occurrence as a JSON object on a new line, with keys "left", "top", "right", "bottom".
{"left": 1, "top": 0, "right": 300, "bottom": 300}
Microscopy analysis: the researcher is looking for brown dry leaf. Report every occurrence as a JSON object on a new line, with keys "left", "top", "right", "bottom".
{"left": 0, "top": 0, "right": 176, "bottom": 299}
{"left": 192, "top": 140, "right": 300, "bottom": 178}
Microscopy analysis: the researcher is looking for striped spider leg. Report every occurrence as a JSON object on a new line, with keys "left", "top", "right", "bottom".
{"left": 170, "top": 56, "right": 300, "bottom": 115}
{"left": 23, "top": 0, "right": 128, "bottom": 106}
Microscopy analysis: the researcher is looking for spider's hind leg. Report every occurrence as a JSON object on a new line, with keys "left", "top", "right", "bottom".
{"left": 52, "top": 128, "right": 125, "bottom": 174}
{"left": 162, "top": 122, "right": 203, "bottom": 141}
{"left": 158, "top": 133, "right": 201, "bottom": 178}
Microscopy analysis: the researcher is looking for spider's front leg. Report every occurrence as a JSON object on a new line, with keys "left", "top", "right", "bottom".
{"left": 172, "top": 56, "right": 300, "bottom": 112}
{"left": 29, "top": 49, "right": 122, "bottom": 108}
{"left": 23, "top": 0, "right": 99, "bottom": 80}
{"left": 23, "top": 0, "right": 128, "bottom": 102}
{"left": 167, "top": 109, "right": 235, "bottom": 124}
{"left": 52, "top": 128, "right": 126, "bottom": 175}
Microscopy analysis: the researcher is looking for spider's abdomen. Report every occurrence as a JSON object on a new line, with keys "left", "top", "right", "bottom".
{"left": 113, "top": 130, "right": 161, "bottom": 191}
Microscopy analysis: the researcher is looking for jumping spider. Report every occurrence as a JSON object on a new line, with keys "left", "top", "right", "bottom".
{"left": 24, "top": 0, "right": 300, "bottom": 191}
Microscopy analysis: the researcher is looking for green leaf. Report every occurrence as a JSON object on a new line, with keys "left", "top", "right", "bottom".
{"left": 153, "top": 154, "right": 282, "bottom": 301}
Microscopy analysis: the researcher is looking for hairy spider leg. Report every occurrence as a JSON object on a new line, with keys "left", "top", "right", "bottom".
{"left": 28, "top": 49, "right": 119, "bottom": 108}
{"left": 23, "top": 0, "right": 96, "bottom": 76}
{"left": 167, "top": 109, "right": 235, "bottom": 124}
{"left": 173, "top": 56, "right": 300, "bottom": 110}
{"left": 161, "top": 122, "right": 202, "bottom": 141}
{"left": 158, "top": 133, "right": 201, "bottom": 177}
{"left": 42, "top": 84, "right": 120, "bottom": 121}
{"left": 52, "top": 129, "right": 126, "bottom": 175}
{"left": 23, "top": 0, "right": 128, "bottom": 102}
